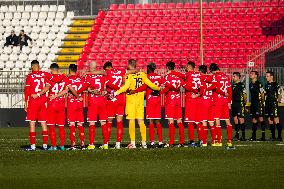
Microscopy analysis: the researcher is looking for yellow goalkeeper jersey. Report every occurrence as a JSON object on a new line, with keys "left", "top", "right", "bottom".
{"left": 116, "top": 72, "right": 160, "bottom": 119}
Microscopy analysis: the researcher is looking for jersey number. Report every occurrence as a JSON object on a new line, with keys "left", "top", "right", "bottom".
{"left": 34, "top": 78, "right": 45, "bottom": 93}
{"left": 112, "top": 76, "right": 122, "bottom": 87}
{"left": 135, "top": 78, "right": 143, "bottom": 89}
{"left": 51, "top": 83, "right": 65, "bottom": 94}
{"left": 220, "top": 81, "right": 229, "bottom": 92}
{"left": 192, "top": 78, "right": 201, "bottom": 90}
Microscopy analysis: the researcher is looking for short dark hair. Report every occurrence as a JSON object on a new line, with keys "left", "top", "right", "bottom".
{"left": 187, "top": 61, "right": 195, "bottom": 68}
{"left": 69, "top": 64, "right": 77, "bottom": 73}
{"left": 233, "top": 72, "right": 241, "bottom": 78}
{"left": 103, "top": 61, "right": 112, "bottom": 70}
{"left": 266, "top": 71, "right": 274, "bottom": 77}
{"left": 198, "top": 65, "right": 207, "bottom": 74}
{"left": 166, "top": 61, "right": 175, "bottom": 70}
{"left": 128, "top": 59, "right": 136, "bottom": 68}
{"left": 209, "top": 63, "right": 219, "bottom": 72}
{"left": 31, "top": 60, "right": 39, "bottom": 66}
{"left": 250, "top": 71, "right": 259, "bottom": 76}
{"left": 20, "top": 30, "right": 24, "bottom": 33}
{"left": 50, "top": 63, "right": 59, "bottom": 69}
{"left": 147, "top": 62, "right": 156, "bottom": 72}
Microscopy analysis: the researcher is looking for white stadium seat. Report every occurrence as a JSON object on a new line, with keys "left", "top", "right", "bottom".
{"left": 31, "top": 46, "right": 40, "bottom": 54}
{"left": 47, "top": 53, "right": 56, "bottom": 61}
{"left": 58, "top": 5, "right": 66, "bottom": 12}
{"left": 0, "top": 54, "right": 9, "bottom": 61}
{"left": 2, "top": 19, "right": 10, "bottom": 27}
{"left": 51, "top": 25, "right": 60, "bottom": 33}
{"left": 29, "top": 19, "right": 37, "bottom": 27}
{"left": 44, "top": 39, "right": 53, "bottom": 47}
{"left": 24, "top": 61, "right": 30, "bottom": 68}
{"left": 17, "top": 6, "right": 25, "bottom": 12}
{"left": 39, "top": 33, "right": 48, "bottom": 40}
{"left": 37, "top": 19, "right": 46, "bottom": 26}
{"left": 28, "top": 53, "right": 37, "bottom": 61}
{"left": 22, "top": 12, "right": 30, "bottom": 19}
{"left": 63, "top": 18, "right": 72, "bottom": 25}
{"left": 36, "top": 39, "right": 44, "bottom": 46}
{"left": 66, "top": 12, "right": 75, "bottom": 19}
{"left": 4, "top": 47, "right": 12, "bottom": 54}
{"left": 53, "top": 39, "right": 62, "bottom": 47}
{"left": 14, "top": 12, "right": 21, "bottom": 19}
{"left": 12, "top": 46, "right": 20, "bottom": 53}
{"left": 31, "top": 33, "right": 39, "bottom": 40}
{"left": 32, "top": 26, "right": 41, "bottom": 33}
{"left": 56, "top": 12, "right": 65, "bottom": 19}
{"left": 38, "top": 53, "right": 47, "bottom": 61}
{"left": 21, "top": 19, "right": 29, "bottom": 26}
{"left": 23, "top": 25, "right": 32, "bottom": 33}
{"left": 51, "top": 46, "right": 59, "bottom": 54}
{"left": 21, "top": 47, "right": 31, "bottom": 54}
{"left": 12, "top": 19, "right": 20, "bottom": 26}
{"left": 9, "top": 5, "right": 17, "bottom": 12}
{"left": 54, "top": 18, "right": 63, "bottom": 26}
{"left": 39, "top": 12, "right": 47, "bottom": 19}
{"left": 49, "top": 5, "right": 58, "bottom": 12}
{"left": 9, "top": 53, "right": 18, "bottom": 61}
{"left": 33, "top": 5, "right": 41, "bottom": 12}
{"left": 30, "top": 12, "right": 38, "bottom": 19}
{"left": 0, "top": 12, "right": 4, "bottom": 20}
{"left": 15, "top": 61, "right": 24, "bottom": 69}
{"left": 25, "top": 5, "right": 33, "bottom": 12}
{"left": 41, "top": 5, "right": 49, "bottom": 12}
{"left": 41, "top": 25, "right": 50, "bottom": 33}
{"left": 56, "top": 32, "right": 65, "bottom": 40}
{"left": 5, "top": 61, "right": 14, "bottom": 69}
{"left": 45, "top": 18, "right": 54, "bottom": 26}
{"left": 1, "top": 6, "right": 8, "bottom": 12}
{"left": 41, "top": 46, "right": 50, "bottom": 53}
{"left": 47, "top": 32, "right": 56, "bottom": 40}
{"left": 5, "top": 12, "right": 13, "bottom": 20}
{"left": 48, "top": 12, "right": 56, "bottom": 19}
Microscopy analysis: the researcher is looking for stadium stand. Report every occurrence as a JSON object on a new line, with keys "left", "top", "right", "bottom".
{"left": 77, "top": 1, "right": 284, "bottom": 69}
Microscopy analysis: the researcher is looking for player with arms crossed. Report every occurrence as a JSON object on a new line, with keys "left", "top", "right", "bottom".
{"left": 264, "top": 71, "right": 282, "bottom": 141}
{"left": 249, "top": 71, "right": 265, "bottom": 141}
{"left": 113, "top": 59, "right": 160, "bottom": 149}
{"left": 24, "top": 60, "right": 51, "bottom": 151}
{"left": 209, "top": 63, "right": 233, "bottom": 147}
{"left": 163, "top": 61, "right": 185, "bottom": 148}
{"left": 131, "top": 62, "right": 165, "bottom": 148}
{"left": 232, "top": 72, "right": 247, "bottom": 141}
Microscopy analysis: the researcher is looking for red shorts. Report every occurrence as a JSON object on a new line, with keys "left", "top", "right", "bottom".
{"left": 87, "top": 96, "right": 107, "bottom": 122}
{"left": 199, "top": 98, "right": 214, "bottom": 122}
{"left": 47, "top": 100, "right": 66, "bottom": 126}
{"left": 214, "top": 103, "right": 230, "bottom": 120}
{"left": 165, "top": 99, "right": 182, "bottom": 120}
{"left": 26, "top": 98, "right": 47, "bottom": 122}
{"left": 107, "top": 94, "right": 125, "bottom": 118}
{"left": 184, "top": 98, "right": 200, "bottom": 123}
{"left": 67, "top": 99, "right": 84, "bottom": 123}
{"left": 146, "top": 99, "right": 161, "bottom": 119}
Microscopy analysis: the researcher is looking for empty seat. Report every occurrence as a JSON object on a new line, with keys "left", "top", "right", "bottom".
{"left": 8, "top": 5, "right": 16, "bottom": 12}
{"left": 39, "top": 12, "right": 47, "bottom": 19}
{"left": 33, "top": 5, "right": 41, "bottom": 12}
{"left": 49, "top": 5, "right": 58, "bottom": 12}
{"left": 58, "top": 5, "right": 66, "bottom": 12}
{"left": 25, "top": 5, "right": 33, "bottom": 12}
{"left": 41, "top": 5, "right": 49, "bottom": 12}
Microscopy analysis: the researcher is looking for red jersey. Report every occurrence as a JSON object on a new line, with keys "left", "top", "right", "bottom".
{"left": 67, "top": 75, "right": 84, "bottom": 102}
{"left": 212, "top": 72, "right": 232, "bottom": 104}
{"left": 164, "top": 72, "right": 185, "bottom": 105}
{"left": 105, "top": 68, "right": 126, "bottom": 92}
{"left": 84, "top": 74, "right": 106, "bottom": 100}
{"left": 200, "top": 75, "right": 214, "bottom": 100}
{"left": 48, "top": 74, "right": 70, "bottom": 104}
{"left": 183, "top": 71, "right": 202, "bottom": 98}
{"left": 25, "top": 71, "right": 51, "bottom": 103}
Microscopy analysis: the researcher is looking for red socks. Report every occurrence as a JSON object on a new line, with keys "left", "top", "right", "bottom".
{"left": 58, "top": 126, "right": 66, "bottom": 147}
{"left": 178, "top": 123, "right": 184, "bottom": 144}
{"left": 197, "top": 123, "right": 204, "bottom": 142}
{"left": 203, "top": 126, "right": 208, "bottom": 144}
{"left": 89, "top": 125, "right": 95, "bottom": 145}
{"left": 216, "top": 125, "right": 222, "bottom": 143}
{"left": 149, "top": 123, "right": 155, "bottom": 142}
{"left": 106, "top": 121, "right": 112, "bottom": 142}
{"left": 156, "top": 123, "right": 163, "bottom": 143}
{"left": 169, "top": 123, "right": 175, "bottom": 145}
{"left": 117, "top": 121, "right": 123, "bottom": 142}
{"left": 69, "top": 125, "right": 76, "bottom": 146}
{"left": 101, "top": 124, "right": 108, "bottom": 144}
{"left": 211, "top": 125, "right": 216, "bottom": 143}
{"left": 227, "top": 125, "right": 232, "bottom": 143}
{"left": 188, "top": 122, "right": 195, "bottom": 141}
{"left": 42, "top": 130, "right": 48, "bottom": 145}
{"left": 29, "top": 131, "right": 36, "bottom": 145}
{"left": 78, "top": 126, "right": 85, "bottom": 146}
{"left": 49, "top": 125, "right": 56, "bottom": 147}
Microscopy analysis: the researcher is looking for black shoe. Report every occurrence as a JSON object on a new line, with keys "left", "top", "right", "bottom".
{"left": 80, "top": 145, "right": 86, "bottom": 150}
{"left": 258, "top": 137, "right": 266, "bottom": 141}
{"left": 187, "top": 140, "right": 196, "bottom": 147}
{"left": 164, "top": 144, "right": 175, "bottom": 148}
{"left": 158, "top": 143, "right": 165, "bottom": 148}
{"left": 176, "top": 144, "right": 185, "bottom": 148}
{"left": 240, "top": 136, "right": 246, "bottom": 141}
{"left": 249, "top": 137, "right": 256, "bottom": 141}
{"left": 277, "top": 137, "right": 283, "bottom": 142}
{"left": 269, "top": 137, "right": 276, "bottom": 142}
{"left": 148, "top": 143, "right": 156, "bottom": 148}
{"left": 195, "top": 140, "right": 202, "bottom": 147}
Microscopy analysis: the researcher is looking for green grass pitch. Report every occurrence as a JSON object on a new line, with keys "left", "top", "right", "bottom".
{"left": 0, "top": 127, "right": 283, "bottom": 189}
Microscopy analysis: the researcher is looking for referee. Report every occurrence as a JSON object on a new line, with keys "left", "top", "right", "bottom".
{"left": 249, "top": 71, "right": 265, "bottom": 141}
{"left": 264, "top": 71, "right": 282, "bottom": 141}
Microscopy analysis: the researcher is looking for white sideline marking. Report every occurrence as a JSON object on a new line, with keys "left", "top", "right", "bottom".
{"left": 0, "top": 139, "right": 29, "bottom": 141}
{"left": 276, "top": 143, "right": 284, "bottom": 146}
{"left": 234, "top": 144, "right": 253, "bottom": 147}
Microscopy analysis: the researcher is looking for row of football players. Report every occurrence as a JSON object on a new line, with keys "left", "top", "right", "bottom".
{"left": 24, "top": 59, "right": 282, "bottom": 150}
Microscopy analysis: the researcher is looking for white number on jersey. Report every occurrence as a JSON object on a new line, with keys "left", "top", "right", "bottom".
{"left": 34, "top": 78, "right": 45, "bottom": 93}
{"left": 112, "top": 75, "right": 122, "bottom": 87}
{"left": 51, "top": 83, "right": 65, "bottom": 94}
{"left": 192, "top": 77, "right": 201, "bottom": 90}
